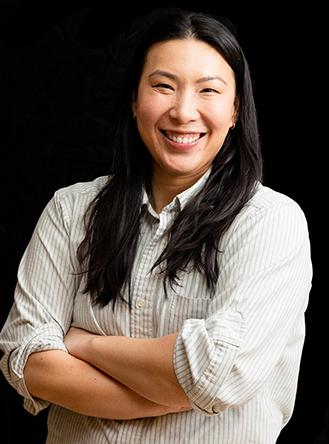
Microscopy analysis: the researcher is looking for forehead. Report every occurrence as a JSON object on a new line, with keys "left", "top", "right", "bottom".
{"left": 142, "top": 38, "right": 235, "bottom": 85}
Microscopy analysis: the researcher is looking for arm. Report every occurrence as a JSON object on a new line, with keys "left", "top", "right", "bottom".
{"left": 1, "top": 183, "right": 180, "bottom": 419}
{"left": 172, "top": 199, "right": 312, "bottom": 415}
{"left": 0, "top": 191, "right": 77, "bottom": 415}
{"left": 67, "top": 198, "right": 312, "bottom": 417}
{"left": 24, "top": 350, "right": 180, "bottom": 420}
{"left": 64, "top": 329, "right": 190, "bottom": 409}
{"left": 0, "top": 183, "right": 188, "bottom": 419}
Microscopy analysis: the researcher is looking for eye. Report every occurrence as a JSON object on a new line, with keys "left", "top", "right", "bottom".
{"left": 153, "top": 83, "right": 174, "bottom": 91}
{"left": 200, "top": 88, "right": 219, "bottom": 94}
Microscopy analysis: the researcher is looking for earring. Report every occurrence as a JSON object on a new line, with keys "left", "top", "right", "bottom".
{"left": 230, "top": 120, "right": 236, "bottom": 130}
{"left": 132, "top": 109, "right": 137, "bottom": 120}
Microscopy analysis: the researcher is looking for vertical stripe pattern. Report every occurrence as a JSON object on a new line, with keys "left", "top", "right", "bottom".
{"left": 0, "top": 172, "right": 312, "bottom": 443}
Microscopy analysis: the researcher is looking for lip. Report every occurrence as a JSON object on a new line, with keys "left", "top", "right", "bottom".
{"left": 160, "top": 130, "right": 206, "bottom": 150}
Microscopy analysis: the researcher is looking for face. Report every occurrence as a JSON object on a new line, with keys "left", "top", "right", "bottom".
{"left": 133, "top": 38, "right": 239, "bottom": 185}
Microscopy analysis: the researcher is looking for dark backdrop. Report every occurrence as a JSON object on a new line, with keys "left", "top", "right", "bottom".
{"left": 0, "top": 2, "right": 324, "bottom": 443}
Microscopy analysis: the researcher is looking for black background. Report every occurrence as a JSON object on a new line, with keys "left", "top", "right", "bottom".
{"left": 0, "top": 1, "right": 325, "bottom": 443}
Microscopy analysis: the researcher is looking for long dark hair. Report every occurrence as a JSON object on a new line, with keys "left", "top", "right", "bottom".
{"left": 77, "top": 9, "right": 263, "bottom": 308}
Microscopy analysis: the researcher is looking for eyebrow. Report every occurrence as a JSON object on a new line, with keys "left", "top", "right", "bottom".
{"left": 197, "top": 75, "right": 227, "bottom": 86}
{"left": 148, "top": 70, "right": 227, "bottom": 86}
{"left": 148, "top": 70, "right": 178, "bottom": 81}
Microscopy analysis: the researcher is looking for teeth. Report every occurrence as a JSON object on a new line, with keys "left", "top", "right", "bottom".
{"left": 166, "top": 133, "right": 202, "bottom": 143}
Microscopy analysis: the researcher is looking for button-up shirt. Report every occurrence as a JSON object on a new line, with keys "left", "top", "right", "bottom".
{"left": 0, "top": 171, "right": 312, "bottom": 443}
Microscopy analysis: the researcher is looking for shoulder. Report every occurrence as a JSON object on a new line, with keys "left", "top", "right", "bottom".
{"left": 224, "top": 184, "right": 309, "bottom": 249}
{"left": 217, "top": 185, "right": 312, "bottom": 287}
{"left": 248, "top": 183, "right": 301, "bottom": 211}
{"left": 54, "top": 176, "right": 108, "bottom": 203}
{"left": 51, "top": 176, "right": 109, "bottom": 229}
{"left": 242, "top": 183, "right": 307, "bottom": 223}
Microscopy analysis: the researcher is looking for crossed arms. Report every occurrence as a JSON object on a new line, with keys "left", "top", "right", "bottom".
{"left": 24, "top": 329, "right": 192, "bottom": 420}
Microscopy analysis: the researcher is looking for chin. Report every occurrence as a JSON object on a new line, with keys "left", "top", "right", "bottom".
{"left": 163, "top": 161, "right": 208, "bottom": 178}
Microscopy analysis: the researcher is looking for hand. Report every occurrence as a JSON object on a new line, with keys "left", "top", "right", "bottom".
{"left": 64, "top": 327, "right": 97, "bottom": 360}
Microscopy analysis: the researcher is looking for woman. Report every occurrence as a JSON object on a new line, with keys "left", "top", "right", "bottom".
{"left": 0, "top": 9, "right": 312, "bottom": 444}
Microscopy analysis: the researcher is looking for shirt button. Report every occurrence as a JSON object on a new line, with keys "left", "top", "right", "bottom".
{"left": 136, "top": 298, "right": 146, "bottom": 308}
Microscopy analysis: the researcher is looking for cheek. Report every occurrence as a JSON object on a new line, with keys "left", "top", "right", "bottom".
{"left": 205, "top": 101, "right": 235, "bottom": 133}
{"left": 136, "top": 95, "right": 173, "bottom": 155}
{"left": 136, "top": 91, "right": 169, "bottom": 129}
{"left": 136, "top": 102, "right": 157, "bottom": 148}
{"left": 135, "top": 100, "right": 162, "bottom": 160}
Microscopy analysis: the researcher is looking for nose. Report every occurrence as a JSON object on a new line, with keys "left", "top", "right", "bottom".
{"left": 169, "top": 92, "right": 199, "bottom": 124}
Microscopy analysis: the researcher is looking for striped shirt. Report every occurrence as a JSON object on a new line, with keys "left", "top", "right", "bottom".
{"left": 0, "top": 171, "right": 312, "bottom": 443}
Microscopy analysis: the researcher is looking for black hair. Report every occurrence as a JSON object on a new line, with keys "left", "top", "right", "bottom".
{"left": 77, "top": 9, "right": 263, "bottom": 308}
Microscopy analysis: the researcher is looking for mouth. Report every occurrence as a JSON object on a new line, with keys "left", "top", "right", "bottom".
{"left": 160, "top": 130, "right": 206, "bottom": 145}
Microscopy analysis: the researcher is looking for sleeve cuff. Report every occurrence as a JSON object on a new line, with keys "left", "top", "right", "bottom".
{"left": 1, "top": 323, "right": 67, "bottom": 415}
{"left": 173, "top": 308, "right": 245, "bottom": 416}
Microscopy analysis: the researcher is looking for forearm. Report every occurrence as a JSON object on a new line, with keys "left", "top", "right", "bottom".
{"left": 68, "top": 332, "right": 190, "bottom": 408}
{"left": 24, "top": 350, "right": 173, "bottom": 420}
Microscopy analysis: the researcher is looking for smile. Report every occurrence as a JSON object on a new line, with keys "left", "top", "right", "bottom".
{"left": 161, "top": 130, "right": 206, "bottom": 145}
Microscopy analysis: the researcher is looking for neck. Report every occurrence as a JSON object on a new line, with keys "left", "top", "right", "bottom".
{"left": 150, "top": 166, "right": 206, "bottom": 214}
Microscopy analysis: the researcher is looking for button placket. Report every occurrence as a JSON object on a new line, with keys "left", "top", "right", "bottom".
{"left": 130, "top": 242, "right": 156, "bottom": 338}
{"left": 130, "top": 208, "right": 175, "bottom": 338}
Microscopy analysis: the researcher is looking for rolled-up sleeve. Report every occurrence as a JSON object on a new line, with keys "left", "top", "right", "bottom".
{"left": 0, "top": 191, "right": 80, "bottom": 415}
{"left": 173, "top": 197, "right": 312, "bottom": 416}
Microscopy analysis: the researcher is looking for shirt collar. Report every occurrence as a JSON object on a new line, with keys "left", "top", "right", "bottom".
{"left": 142, "top": 166, "right": 212, "bottom": 215}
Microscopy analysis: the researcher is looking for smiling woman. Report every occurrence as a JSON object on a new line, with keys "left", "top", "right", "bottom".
{"left": 134, "top": 38, "right": 239, "bottom": 211}
{"left": 77, "top": 10, "right": 262, "bottom": 305}
{"left": 0, "top": 9, "right": 312, "bottom": 444}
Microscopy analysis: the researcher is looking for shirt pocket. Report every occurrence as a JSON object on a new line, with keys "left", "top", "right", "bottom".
{"left": 164, "top": 293, "right": 213, "bottom": 335}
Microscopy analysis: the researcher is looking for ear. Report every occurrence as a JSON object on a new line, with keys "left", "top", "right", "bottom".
{"left": 131, "top": 87, "right": 137, "bottom": 111}
{"left": 233, "top": 94, "right": 240, "bottom": 121}
{"left": 131, "top": 102, "right": 137, "bottom": 118}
